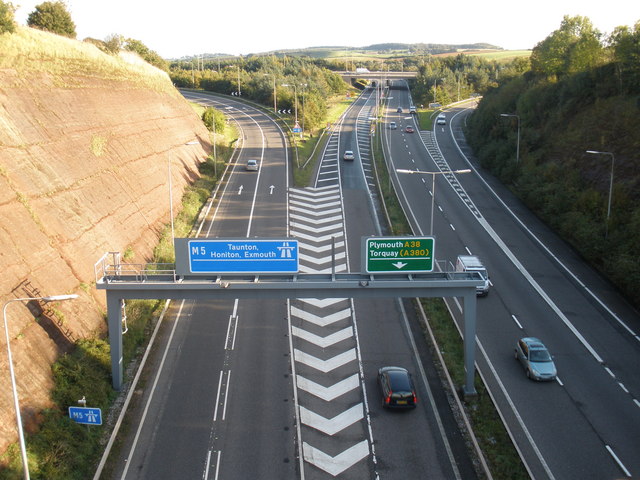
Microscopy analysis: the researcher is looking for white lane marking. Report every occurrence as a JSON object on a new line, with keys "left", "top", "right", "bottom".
{"left": 296, "top": 374, "right": 360, "bottom": 401}
{"left": 222, "top": 370, "right": 231, "bottom": 421}
{"left": 300, "top": 404, "right": 364, "bottom": 436}
{"left": 302, "top": 440, "right": 369, "bottom": 477}
{"left": 605, "top": 445, "right": 631, "bottom": 478}
{"left": 511, "top": 315, "right": 523, "bottom": 329}
{"left": 213, "top": 371, "right": 224, "bottom": 422}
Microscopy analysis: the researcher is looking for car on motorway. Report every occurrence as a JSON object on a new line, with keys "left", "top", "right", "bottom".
{"left": 436, "top": 114, "right": 446, "bottom": 125}
{"left": 378, "top": 366, "right": 417, "bottom": 409}
{"left": 246, "top": 159, "right": 259, "bottom": 171}
{"left": 343, "top": 150, "right": 355, "bottom": 161}
{"left": 409, "top": 105, "right": 417, "bottom": 114}
{"left": 405, "top": 126, "right": 414, "bottom": 133}
{"left": 389, "top": 121, "right": 397, "bottom": 130}
{"left": 397, "top": 107, "right": 403, "bottom": 113}
{"left": 515, "top": 337, "right": 557, "bottom": 381}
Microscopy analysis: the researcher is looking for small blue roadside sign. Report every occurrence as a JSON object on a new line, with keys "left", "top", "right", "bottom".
{"left": 68, "top": 406, "right": 102, "bottom": 425}
{"left": 186, "top": 239, "right": 299, "bottom": 274}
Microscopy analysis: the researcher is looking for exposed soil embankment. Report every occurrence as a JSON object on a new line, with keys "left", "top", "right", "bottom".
{"left": 0, "top": 27, "right": 211, "bottom": 453}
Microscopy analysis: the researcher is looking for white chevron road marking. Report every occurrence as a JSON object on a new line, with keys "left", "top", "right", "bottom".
{"left": 290, "top": 187, "right": 340, "bottom": 197}
{"left": 290, "top": 213, "right": 343, "bottom": 224}
{"left": 294, "top": 349, "right": 356, "bottom": 373}
{"left": 291, "top": 221, "right": 344, "bottom": 234}
{"left": 299, "top": 264, "right": 347, "bottom": 274}
{"left": 292, "top": 230, "right": 344, "bottom": 243}
{"left": 290, "top": 306, "right": 351, "bottom": 326}
{"left": 303, "top": 440, "right": 369, "bottom": 476}
{"left": 298, "top": 298, "right": 347, "bottom": 308}
{"left": 300, "top": 404, "right": 364, "bottom": 435}
{"left": 296, "top": 374, "right": 360, "bottom": 401}
{"left": 298, "top": 241, "right": 345, "bottom": 253}
{"left": 289, "top": 204, "right": 342, "bottom": 216}
{"left": 299, "top": 252, "right": 346, "bottom": 265}
{"left": 292, "top": 325, "right": 353, "bottom": 348}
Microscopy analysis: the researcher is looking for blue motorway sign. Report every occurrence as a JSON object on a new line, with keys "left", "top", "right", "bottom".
{"left": 68, "top": 406, "right": 102, "bottom": 425}
{"left": 186, "top": 239, "right": 299, "bottom": 274}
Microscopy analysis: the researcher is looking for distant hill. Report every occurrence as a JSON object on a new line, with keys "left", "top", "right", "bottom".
{"left": 175, "top": 42, "right": 506, "bottom": 61}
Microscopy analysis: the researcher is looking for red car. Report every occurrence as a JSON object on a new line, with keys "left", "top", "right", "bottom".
{"left": 405, "top": 126, "right": 414, "bottom": 133}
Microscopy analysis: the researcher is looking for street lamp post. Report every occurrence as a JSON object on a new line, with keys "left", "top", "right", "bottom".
{"left": 263, "top": 73, "right": 277, "bottom": 113}
{"left": 500, "top": 113, "right": 520, "bottom": 162}
{"left": 3, "top": 294, "right": 78, "bottom": 480}
{"left": 396, "top": 168, "right": 471, "bottom": 235}
{"left": 586, "top": 150, "right": 615, "bottom": 238}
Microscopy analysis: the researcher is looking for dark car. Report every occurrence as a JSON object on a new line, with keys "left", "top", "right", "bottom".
{"left": 515, "top": 337, "right": 557, "bottom": 381}
{"left": 378, "top": 366, "right": 417, "bottom": 409}
{"left": 405, "top": 126, "right": 414, "bottom": 133}
{"left": 397, "top": 107, "right": 403, "bottom": 113}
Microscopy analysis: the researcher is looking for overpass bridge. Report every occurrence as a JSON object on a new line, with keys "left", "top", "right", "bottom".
{"left": 336, "top": 70, "right": 417, "bottom": 86}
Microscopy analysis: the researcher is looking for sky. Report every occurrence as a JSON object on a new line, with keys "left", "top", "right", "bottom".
{"left": 13, "top": 0, "right": 640, "bottom": 59}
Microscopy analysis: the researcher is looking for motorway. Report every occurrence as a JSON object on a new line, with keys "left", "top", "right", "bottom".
{"left": 105, "top": 89, "right": 477, "bottom": 479}
{"left": 105, "top": 80, "right": 640, "bottom": 480}
{"left": 386, "top": 82, "right": 640, "bottom": 479}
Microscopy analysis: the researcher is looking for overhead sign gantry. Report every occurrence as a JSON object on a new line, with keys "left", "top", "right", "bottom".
{"left": 95, "top": 237, "right": 483, "bottom": 396}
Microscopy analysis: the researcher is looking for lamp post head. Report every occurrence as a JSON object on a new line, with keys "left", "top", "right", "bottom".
{"left": 43, "top": 294, "right": 79, "bottom": 302}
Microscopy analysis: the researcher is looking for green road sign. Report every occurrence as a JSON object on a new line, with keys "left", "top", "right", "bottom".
{"left": 364, "top": 237, "right": 435, "bottom": 273}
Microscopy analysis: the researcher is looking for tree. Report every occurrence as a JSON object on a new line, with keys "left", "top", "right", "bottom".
{"left": 124, "top": 38, "right": 169, "bottom": 71}
{"left": 0, "top": 1, "right": 16, "bottom": 34}
{"left": 103, "top": 33, "right": 124, "bottom": 54}
{"left": 530, "top": 15, "right": 604, "bottom": 77}
{"left": 202, "top": 107, "right": 225, "bottom": 133}
{"left": 27, "top": 1, "right": 76, "bottom": 38}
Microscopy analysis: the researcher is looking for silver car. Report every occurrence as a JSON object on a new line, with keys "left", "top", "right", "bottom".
{"left": 343, "top": 150, "right": 355, "bottom": 161}
{"left": 515, "top": 337, "right": 557, "bottom": 381}
{"left": 246, "top": 159, "right": 259, "bottom": 171}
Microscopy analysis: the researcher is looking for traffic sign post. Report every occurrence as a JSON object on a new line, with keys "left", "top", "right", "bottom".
{"left": 363, "top": 237, "right": 434, "bottom": 273}
{"left": 175, "top": 238, "right": 299, "bottom": 275}
{"left": 68, "top": 406, "right": 102, "bottom": 425}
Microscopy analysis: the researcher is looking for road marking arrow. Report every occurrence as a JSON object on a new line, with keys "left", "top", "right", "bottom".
{"left": 300, "top": 404, "right": 364, "bottom": 435}
{"left": 269, "top": 185, "right": 275, "bottom": 194}
{"left": 238, "top": 185, "right": 243, "bottom": 195}
{"left": 302, "top": 440, "right": 369, "bottom": 476}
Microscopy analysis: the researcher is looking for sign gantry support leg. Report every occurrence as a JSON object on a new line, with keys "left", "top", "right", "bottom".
{"left": 106, "top": 292, "right": 124, "bottom": 390}
{"left": 462, "top": 291, "right": 478, "bottom": 396}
